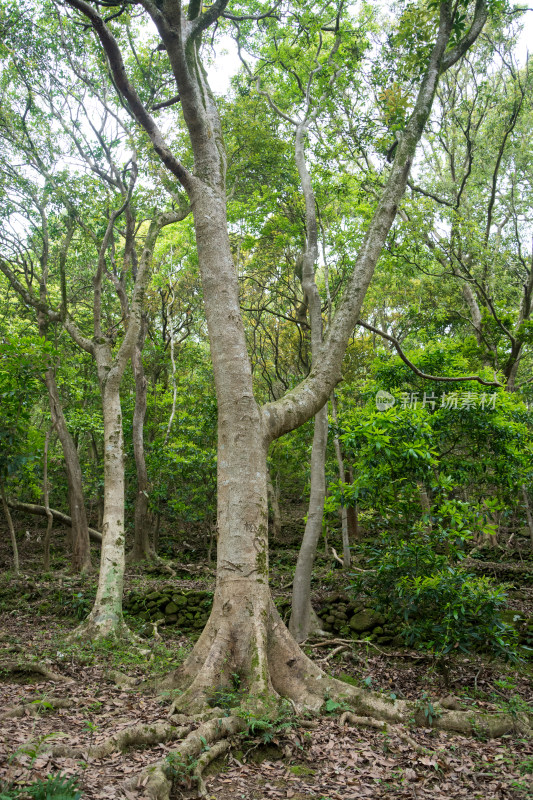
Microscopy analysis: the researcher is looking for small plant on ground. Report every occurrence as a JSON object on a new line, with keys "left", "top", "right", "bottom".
{"left": 0, "top": 773, "right": 82, "bottom": 800}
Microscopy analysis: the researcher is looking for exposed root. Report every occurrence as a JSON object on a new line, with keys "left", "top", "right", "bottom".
{"left": 2, "top": 661, "right": 72, "bottom": 683}
{"left": 339, "top": 711, "right": 388, "bottom": 730}
{"left": 67, "top": 616, "right": 139, "bottom": 645}
{"left": 306, "top": 673, "right": 533, "bottom": 738}
{"left": 308, "top": 638, "right": 353, "bottom": 648}
{"left": 124, "top": 716, "right": 246, "bottom": 800}
{"left": 109, "top": 670, "right": 141, "bottom": 689}
{"left": 154, "top": 598, "right": 531, "bottom": 743}
{"left": 47, "top": 722, "right": 192, "bottom": 760}
{"left": 193, "top": 738, "right": 231, "bottom": 797}
{"left": 0, "top": 697, "right": 72, "bottom": 721}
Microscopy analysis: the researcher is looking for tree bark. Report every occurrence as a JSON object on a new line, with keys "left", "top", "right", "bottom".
{"left": 42, "top": 427, "right": 54, "bottom": 572}
{"left": 44, "top": 373, "right": 92, "bottom": 572}
{"left": 288, "top": 107, "right": 330, "bottom": 642}
{"left": 289, "top": 403, "right": 329, "bottom": 642}
{"left": 521, "top": 485, "right": 533, "bottom": 548}
{"left": 81, "top": 347, "right": 128, "bottom": 637}
{"left": 267, "top": 469, "right": 281, "bottom": 540}
{"left": 1, "top": 483, "right": 19, "bottom": 574}
{"left": 130, "top": 320, "right": 152, "bottom": 562}
{"left": 330, "top": 392, "right": 351, "bottom": 567}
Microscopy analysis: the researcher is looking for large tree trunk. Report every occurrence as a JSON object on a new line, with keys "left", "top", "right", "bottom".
{"left": 44, "top": 369, "right": 92, "bottom": 572}
{"left": 130, "top": 322, "right": 152, "bottom": 562}
{"left": 159, "top": 191, "right": 278, "bottom": 705}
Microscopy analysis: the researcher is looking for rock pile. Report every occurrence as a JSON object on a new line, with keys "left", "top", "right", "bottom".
{"left": 316, "top": 593, "right": 400, "bottom": 643}
{"left": 123, "top": 587, "right": 213, "bottom": 632}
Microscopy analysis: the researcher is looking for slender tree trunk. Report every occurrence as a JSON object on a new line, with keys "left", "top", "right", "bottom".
{"left": 81, "top": 359, "right": 128, "bottom": 637}
{"left": 521, "top": 485, "right": 533, "bottom": 548}
{"left": 130, "top": 322, "right": 152, "bottom": 561}
{"left": 289, "top": 115, "right": 329, "bottom": 641}
{"left": 347, "top": 504, "right": 358, "bottom": 540}
{"left": 1, "top": 483, "right": 19, "bottom": 574}
{"left": 42, "top": 354, "right": 92, "bottom": 573}
{"left": 346, "top": 466, "right": 358, "bottom": 540}
{"left": 289, "top": 404, "right": 329, "bottom": 642}
{"left": 43, "top": 427, "right": 54, "bottom": 571}
{"left": 330, "top": 392, "right": 351, "bottom": 568}
{"left": 153, "top": 511, "right": 161, "bottom": 554}
{"left": 267, "top": 469, "right": 281, "bottom": 540}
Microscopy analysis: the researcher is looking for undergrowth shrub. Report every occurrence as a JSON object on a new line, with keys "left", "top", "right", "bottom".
{"left": 352, "top": 533, "right": 518, "bottom": 663}
{"left": 0, "top": 774, "right": 82, "bottom": 800}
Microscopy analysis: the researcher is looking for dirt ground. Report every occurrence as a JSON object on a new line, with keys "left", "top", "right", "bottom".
{"left": 0, "top": 523, "right": 532, "bottom": 799}
{"left": 1, "top": 606, "right": 532, "bottom": 799}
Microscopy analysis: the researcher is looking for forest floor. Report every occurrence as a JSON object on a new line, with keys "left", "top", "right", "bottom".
{"left": 0, "top": 520, "right": 532, "bottom": 800}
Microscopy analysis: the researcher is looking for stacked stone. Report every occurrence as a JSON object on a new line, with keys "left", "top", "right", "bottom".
{"left": 124, "top": 587, "right": 213, "bottom": 632}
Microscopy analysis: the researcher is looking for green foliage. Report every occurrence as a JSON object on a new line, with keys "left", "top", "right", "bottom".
{"left": 164, "top": 751, "right": 198, "bottom": 788}
{"left": 58, "top": 591, "right": 94, "bottom": 621}
{"left": 237, "top": 697, "right": 296, "bottom": 745}
{"left": 0, "top": 335, "right": 45, "bottom": 485}
{"left": 0, "top": 773, "right": 81, "bottom": 800}
{"left": 352, "top": 531, "right": 518, "bottom": 662}
{"left": 414, "top": 691, "right": 441, "bottom": 726}
{"left": 322, "top": 696, "right": 350, "bottom": 715}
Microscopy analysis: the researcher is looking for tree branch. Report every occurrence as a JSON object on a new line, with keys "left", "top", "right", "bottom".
{"left": 64, "top": 0, "right": 193, "bottom": 191}
{"left": 440, "top": 0, "right": 488, "bottom": 73}
{"left": 357, "top": 321, "right": 502, "bottom": 387}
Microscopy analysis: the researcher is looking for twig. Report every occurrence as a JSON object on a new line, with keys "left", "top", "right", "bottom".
{"left": 319, "top": 644, "right": 349, "bottom": 662}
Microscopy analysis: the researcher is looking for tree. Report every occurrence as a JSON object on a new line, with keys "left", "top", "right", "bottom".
{"left": 56, "top": 0, "right": 494, "bottom": 706}
{"left": 0, "top": 17, "right": 189, "bottom": 634}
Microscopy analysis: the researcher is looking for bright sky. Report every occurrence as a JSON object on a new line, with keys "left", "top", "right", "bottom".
{"left": 206, "top": 9, "right": 533, "bottom": 96}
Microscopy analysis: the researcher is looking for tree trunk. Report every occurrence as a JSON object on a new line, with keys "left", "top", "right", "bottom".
{"left": 80, "top": 363, "right": 128, "bottom": 638}
{"left": 330, "top": 392, "right": 351, "bottom": 568}
{"left": 43, "top": 357, "right": 92, "bottom": 573}
{"left": 267, "top": 469, "right": 281, "bottom": 540}
{"left": 162, "top": 206, "right": 274, "bottom": 703}
{"left": 42, "top": 427, "right": 54, "bottom": 572}
{"left": 153, "top": 511, "right": 161, "bottom": 554}
{"left": 130, "top": 323, "right": 152, "bottom": 562}
{"left": 521, "top": 485, "right": 533, "bottom": 548}
{"left": 1, "top": 483, "right": 19, "bottom": 574}
{"left": 289, "top": 404, "right": 329, "bottom": 642}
